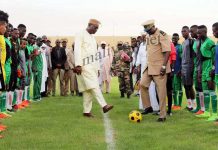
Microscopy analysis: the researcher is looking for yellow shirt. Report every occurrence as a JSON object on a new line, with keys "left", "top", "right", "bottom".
{"left": 0, "top": 35, "right": 6, "bottom": 81}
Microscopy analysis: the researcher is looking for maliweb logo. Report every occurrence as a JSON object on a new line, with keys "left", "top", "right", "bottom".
{"left": 146, "top": 35, "right": 161, "bottom": 46}
{"left": 83, "top": 48, "right": 110, "bottom": 66}
{"left": 82, "top": 35, "right": 162, "bottom": 66}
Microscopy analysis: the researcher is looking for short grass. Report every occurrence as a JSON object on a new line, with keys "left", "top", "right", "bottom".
{"left": 0, "top": 77, "right": 218, "bottom": 150}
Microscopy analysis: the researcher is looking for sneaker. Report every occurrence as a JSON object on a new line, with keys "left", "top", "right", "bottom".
{"left": 0, "top": 125, "right": 7, "bottom": 129}
{"left": 0, "top": 127, "right": 6, "bottom": 131}
{"left": 207, "top": 114, "right": 218, "bottom": 121}
{"left": 186, "top": 107, "right": 193, "bottom": 111}
{"left": 196, "top": 111, "right": 210, "bottom": 118}
{"left": 2, "top": 112, "right": 12, "bottom": 118}
{"left": 172, "top": 106, "right": 181, "bottom": 111}
{"left": 195, "top": 110, "right": 204, "bottom": 115}
{"left": 18, "top": 104, "right": 25, "bottom": 109}
{"left": 141, "top": 107, "right": 153, "bottom": 115}
{"left": 0, "top": 113, "right": 8, "bottom": 119}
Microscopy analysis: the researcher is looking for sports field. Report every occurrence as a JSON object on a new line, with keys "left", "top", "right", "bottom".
{"left": 0, "top": 78, "right": 218, "bottom": 150}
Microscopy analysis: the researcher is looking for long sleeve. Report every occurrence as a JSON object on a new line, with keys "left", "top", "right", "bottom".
{"left": 67, "top": 50, "right": 75, "bottom": 69}
{"left": 46, "top": 46, "right": 52, "bottom": 69}
{"left": 19, "top": 51, "right": 26, "bottom": 77}
{"left": 51, "top": 47, "right": 56, "bottom": 69}
{"left": 74, "top": 33, "right": 83, "bottom": 66}
{"left": 136, "top": 48, "right": 141, "bottom": 67}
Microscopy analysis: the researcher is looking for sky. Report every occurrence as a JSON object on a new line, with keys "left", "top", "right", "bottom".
{"left": 1, "top": 0, "right": 218, "bottom": 36}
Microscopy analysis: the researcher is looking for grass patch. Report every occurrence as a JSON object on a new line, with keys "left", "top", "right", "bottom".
{"left": 0, "top": 77, "right": 218, "bottom": 150}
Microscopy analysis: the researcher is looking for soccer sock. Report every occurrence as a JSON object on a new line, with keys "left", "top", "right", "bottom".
{"left": 178, "top": 91, "right": 183, "bottom": 106}
{"left": 6, "top": 92, "right": 11, "bottom": 110}
{"left": 22, "top": 89, "right": 25, "bottom": 101}
{"left": 1, "top": 92, "right": 6, "bottom": 112}
{"left": 173, "top": 91, "right": 178, "bottom": 106}
{"left": 12, "top": 91, "right": 16, "bottom": 106}
{"left": 0, "top": 93, "right": 2, "bottom": 112}
{"left": 24, "top": 86, "right": 28, "bottom": 100}
{"left": 5, "top": 92, "right": 9, "bottom": 109}
{"left": 199, "top": 92, "right": 205, "bottom": 111}
{"left": 191, "top": 99, "right": 196, "bottom": 109}
{"left": 18, "top": 90, "right": 23, "bottom": 105}
{"left": 187, "top": 99, "right": 192, "bottom": 108}
{"left": 210, "top": 92, "right": 217, "bottom": 115}
{"left": 27, "top": 86, "right": 30, "bottom": 100}
{"left": 8, "top": 91, "right": 13, "bottom": 110}
{"left": 204, "top": 91, "right": 210, "bottom": 113}
{"left": 192, "top": 93, "right": 200, "bottom": 112}
{"left": 15, "top": 90, "right": 19, "bottom": 105}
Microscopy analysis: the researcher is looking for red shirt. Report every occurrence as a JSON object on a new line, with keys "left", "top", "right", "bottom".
{"left": 169, "top": 42, "right": 176, "bottom": 64}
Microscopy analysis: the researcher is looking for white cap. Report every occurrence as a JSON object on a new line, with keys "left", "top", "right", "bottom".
{"left": 101, "top": 41, "right": 107, "bottom": 45}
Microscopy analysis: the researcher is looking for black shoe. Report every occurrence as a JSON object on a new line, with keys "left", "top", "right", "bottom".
{"left": 120, "top": 92, "right": 124, "bottom": 98}
{"left": 127, "top": 93, "right": 131, "bottom": 99}
{"left": 186, "top": 107, "right": 193, "bottom": 111}
{"left": 157, "top": 118, "right": 166, "bottom": 122}
{"left": 141, "top": 107, "right": 153, "bottom": 115}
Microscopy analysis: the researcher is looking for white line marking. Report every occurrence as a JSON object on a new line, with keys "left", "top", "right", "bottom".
{"left": 103, "top": 113, "right": 116, "bottom": 150}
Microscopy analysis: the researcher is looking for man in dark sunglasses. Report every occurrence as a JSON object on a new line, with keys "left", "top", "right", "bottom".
{"left": 140, "top": 19, "right": 171, "bottom": 122}
{"left": 51, "top": 39, "right": 67, "bottom": 96}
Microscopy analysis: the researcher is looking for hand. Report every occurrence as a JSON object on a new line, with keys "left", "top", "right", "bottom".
{"left": 74, "top": 66, "right": 82, "bottom": 75}
{"left": 160, "top": 67, "right": 166, "bottom": 76}
{"left": 208, "top": 80, "right": 215, "bottom": 90}
{"left": 133, "top": 68, "right": 138, "bottom": 74}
